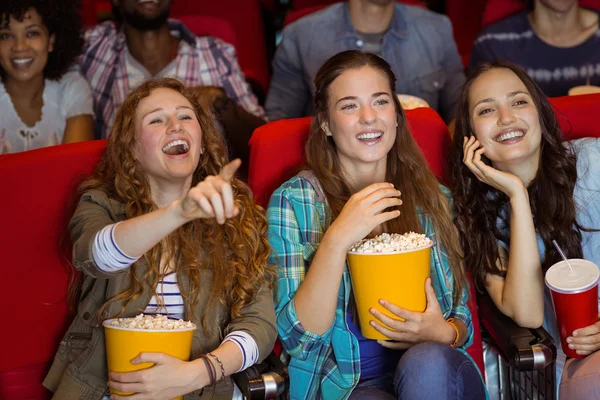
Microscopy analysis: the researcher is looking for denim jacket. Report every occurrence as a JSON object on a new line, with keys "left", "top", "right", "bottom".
{"left": 265, "top": 2, "right": 465, "bottom": 123}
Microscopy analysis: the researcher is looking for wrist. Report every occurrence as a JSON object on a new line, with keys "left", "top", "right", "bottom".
{"left": 508, "top": 184, "right": 529, "bottom": 203}
{"left": 190, "top": 358, "right": 211, "bottom": 391}
{"left": 321, "top": 229, "right": 351, "bottom": 257}
{"left": 169, "top": 199, "right": 191, "bottom": 225}
{"left": 441, "top": 318, "right": 459, "bottom": 346}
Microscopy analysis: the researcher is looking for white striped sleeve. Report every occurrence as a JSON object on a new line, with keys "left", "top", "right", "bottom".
{"left": 223, "top": 331, "right": 260, "bottom": 372}
{"left": 92, "top": 222, "right": 139, "bottom": 272}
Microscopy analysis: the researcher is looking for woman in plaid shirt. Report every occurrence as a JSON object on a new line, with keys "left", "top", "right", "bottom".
{"left": 266, "top": 51, "right": 487, "bottom": 400}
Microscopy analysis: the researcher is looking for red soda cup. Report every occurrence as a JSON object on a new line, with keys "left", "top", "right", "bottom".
{"left": 545, "top": 259, "right": 599, "bottom": 359}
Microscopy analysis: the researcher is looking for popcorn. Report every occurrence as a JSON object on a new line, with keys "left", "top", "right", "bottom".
{"left": 349, "top": 232, "right": 432, "bottom": 254}
{"left": 107, "top": 314, "right": 195, "bottom": 330}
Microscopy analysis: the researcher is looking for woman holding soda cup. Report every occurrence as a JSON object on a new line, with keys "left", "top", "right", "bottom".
{"left": 267, "top": 51, "right": 486, "bottom": 400}
{"left": 42, "top": 78, "right": 277, "bottom": 399}
{"left": 451, "top": 60, "right": 600, "bottom": 398}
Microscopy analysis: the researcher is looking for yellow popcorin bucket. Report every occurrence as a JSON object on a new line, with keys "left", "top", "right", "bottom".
{"left": 103, "top": 319, "right": 196, "bottom": 399}
{"left": 347, "top": 243, "right": 432, "bottom": 340}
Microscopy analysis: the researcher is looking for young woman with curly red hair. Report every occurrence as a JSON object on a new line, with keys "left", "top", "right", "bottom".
{"left": 43, "top": 77, "right": 276, "bottom": 400}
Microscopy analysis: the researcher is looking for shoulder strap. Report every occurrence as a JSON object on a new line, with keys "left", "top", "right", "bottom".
{"left": 296, "top": 170, "right": 328, "bottom": 205}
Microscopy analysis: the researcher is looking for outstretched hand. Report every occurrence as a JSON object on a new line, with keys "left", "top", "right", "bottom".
{"left": 463, "top": 136, "right": 525, "bottom": 198}
{"left": 178, "top": 159, "right": 241, "bottom": 224}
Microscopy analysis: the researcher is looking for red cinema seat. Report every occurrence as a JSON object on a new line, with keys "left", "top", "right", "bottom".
{"left": 0, "top": 140, "right": 107, "bottom": 400}
{"left": 170, "top": 0, "right": 270, "bottom": 94}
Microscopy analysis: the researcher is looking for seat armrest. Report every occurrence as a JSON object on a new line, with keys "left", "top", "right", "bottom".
{"left": 232, "top": 351, "right": 289, "bottom": 399}
{"left": 478, "top": 294, "right": 556, "bottom": 371}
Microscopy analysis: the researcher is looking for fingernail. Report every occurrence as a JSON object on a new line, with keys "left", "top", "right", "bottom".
{"left": 573, "top": 332, "right": 578, "bottom": 336}
{"left": 379, "top": 299, "right": 385, "bottom": 305}
{"left": 566, "top": 338, "right": 572, "bottom": 343}
{"left": 569, "top": 344, "right": 574, "bottom": 349}
{"left": 370, "top": 321, "right": 376, "bottom": 327}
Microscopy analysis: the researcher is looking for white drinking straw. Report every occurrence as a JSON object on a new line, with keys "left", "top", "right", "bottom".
{"left": 552, "top": 240, "right": 575, "bottom": 273}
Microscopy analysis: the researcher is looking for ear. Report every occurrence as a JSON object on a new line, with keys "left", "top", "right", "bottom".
{"left": 48, "top": 33, "right": 56, "bottom": 53}
{"left": 321, "top": 120, "right": 332, "bottom": 137}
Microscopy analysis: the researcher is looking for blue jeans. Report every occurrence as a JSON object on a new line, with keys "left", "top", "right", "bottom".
{"left": 349, "top": 342, "right": 486, "bottom": 400}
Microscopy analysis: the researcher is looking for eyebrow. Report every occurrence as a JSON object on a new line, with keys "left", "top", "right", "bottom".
{"left": 26, "top": 24, "right": 41, "bottom": 29}
{"left": 473, "top": 91, "right": 530, "bottom": 108}
{"left": 335, "top": 92, "right": 391, "bottom": 105}
{"left": 142, "top": 105, "right": 193, "bottom": 119}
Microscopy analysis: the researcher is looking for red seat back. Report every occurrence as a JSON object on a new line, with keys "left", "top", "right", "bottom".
{"left": 174, "top": 15, "right": 238, "bottom": 51}
{"left": 0, "top": 140, "right": 106, "bottom": 399}
{"left": 482, "top": 0, "right": 600, "bottom": 27}
{"left": 446, "top": 0, "right": 487, "bottom": 66}
{"left": 170, "top": 0, "right": 270, "bottom": 93}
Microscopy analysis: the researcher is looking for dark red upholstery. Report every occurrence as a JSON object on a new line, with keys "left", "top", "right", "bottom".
{"left": 0, "top": 140, "right": 106, "bottom": 400}
{"left": 445, "top": 0, "right": 487, "bottom": 66}
{"left": 482, "top": 0, "right": 600, "bottom": 28}
{"left": 170, "top": 0, "right": 270, "bottom": 93}
{"left": 247, "top": 108, "right": 486, "bottom": 374}
{"left": 551, "top": 94, "right": 600, "bottom": 139}
{"left": 174, "top": 15, "right": 238, "bottom": 53}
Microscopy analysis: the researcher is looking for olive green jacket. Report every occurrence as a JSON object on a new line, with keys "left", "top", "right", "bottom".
{"left": 43, "top": 190, "right": 277, "bottom": 399}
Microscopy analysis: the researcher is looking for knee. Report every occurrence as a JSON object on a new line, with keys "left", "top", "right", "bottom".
{"left": 397, "top": 342, "right": 457, "bottom": 374}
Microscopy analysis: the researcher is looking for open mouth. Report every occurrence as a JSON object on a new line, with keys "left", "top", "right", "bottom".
{"left": 137, "top": 0, "right": 159, "bottom": 3}
{"left": 356, "top": 131, "right": 383, "bottom": 141}
{"left": 495, "top": 129, "right": 525, "bottom": 143}
{"left": 11, "top": 58, "right": 34, "bottom": 69}
{"left": 162, "top": 139, "right": 190, "bottom": 156}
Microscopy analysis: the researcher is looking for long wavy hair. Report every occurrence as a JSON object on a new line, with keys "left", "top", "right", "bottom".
{"left": 308, "top": 50, "right": 467, "bottom": 302}
{"left": 74, "top": 78, "right": 274, "bottom": 330}
{"left": 450, "top": 61, "right": 584, "bottom": 292}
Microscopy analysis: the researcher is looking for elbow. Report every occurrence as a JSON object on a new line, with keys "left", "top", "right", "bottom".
{"left": 512, "top": 312, "right": 544, "bottom": 329}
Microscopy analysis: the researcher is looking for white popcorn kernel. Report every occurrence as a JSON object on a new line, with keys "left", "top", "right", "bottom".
{"left": 349, "top": 232, "right": 432, "bottom": 254}
{"left": 108, "top": 313, "right": 195, "bottom": 330}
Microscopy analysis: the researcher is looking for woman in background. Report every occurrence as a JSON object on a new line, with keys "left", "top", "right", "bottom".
{"left": 0, "top": 0, "right": 93, "bottom": 154}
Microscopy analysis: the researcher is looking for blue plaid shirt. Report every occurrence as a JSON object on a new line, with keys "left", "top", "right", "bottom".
{"left": 267, "top": 173, "right": 474, "bottom": 400}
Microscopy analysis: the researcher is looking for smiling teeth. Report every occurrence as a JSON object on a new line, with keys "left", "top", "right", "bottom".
{"left": 357, "top": 132, "right": 383, "bottom": 140}
{"left": 497, "top": 130, "right": 524, "bottom": 142}
{"left": 13, "top": 58, "right": 33, "bottom": 65}
{"left": 162, "top": 139, "right": 189, "bottom": 153}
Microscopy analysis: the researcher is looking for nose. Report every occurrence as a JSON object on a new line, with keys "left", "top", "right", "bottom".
{"left": 11, "top": 36, "right": 27, "bottom": 52}
{"left": 360, "top": 105, "right": 376, "bottom": 125}
{"left": 497, "top": 105, "right": 516, "bottom": 127}
{"left": 167, "top": 116, "right": 182, "bottom": 133}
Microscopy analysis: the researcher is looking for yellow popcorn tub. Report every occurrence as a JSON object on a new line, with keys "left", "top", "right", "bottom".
{"left": 347, "top": 243, "right": 432, "bottom": 340}
{"left": 103, "top": 317, "right": 196, "bottom": 399}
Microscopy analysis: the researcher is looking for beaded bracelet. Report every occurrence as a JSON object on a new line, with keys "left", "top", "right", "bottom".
{"left": 208, "top": 352, "right": 226, "bottom": 382}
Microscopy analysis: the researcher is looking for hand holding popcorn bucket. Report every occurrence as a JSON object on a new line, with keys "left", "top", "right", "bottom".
{"left": 103, "top": 314, "right": 196, "bottom": 399}
{"left": 347, "top": 233, "right": 433, "bottom": 340}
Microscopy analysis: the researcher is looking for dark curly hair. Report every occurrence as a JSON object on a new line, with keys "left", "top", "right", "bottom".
{"left": 450, "top": 60, "right": 586, "bottom": 293}
{"left": 0, "top": 0, "right": 84, "bottom": 81}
